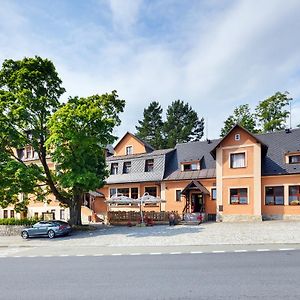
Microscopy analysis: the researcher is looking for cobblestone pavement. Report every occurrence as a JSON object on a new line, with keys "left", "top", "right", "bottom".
{"left": 1, "top": 220, "right": 300, "bottom": 247}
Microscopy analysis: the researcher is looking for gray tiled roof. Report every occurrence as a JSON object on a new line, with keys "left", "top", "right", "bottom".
{"left": 255, "top": 128, "right": 300, "bottom": 175}
{"left": 106, "top": 149, "right": 174, "bottom": 184}
{"left": 164, "top": 139, "right": 219, "bottom": 181}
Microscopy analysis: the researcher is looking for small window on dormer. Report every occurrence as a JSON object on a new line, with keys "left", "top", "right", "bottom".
{"left": 145, "top": 159, "right": 154, "bottom": 172}
{"left": 289, "top": 154, "right": 300, "bottom": 164}
{"left": 126, "top": 146, "right": 133, "bottom": 155}
{"left": 123, "top": 162, "right": 131, "bottom": 174}
{"left": 182, "top": 162, "right": 199, "bottom": 171}
{"left": 235, "top": 134, "right": 240, "bottom": 141}
{"left": 111, "top": 163, "right": 118, "bottom": 175}
{"left": 25, "top": 147, "right": 32, "bottom": 159}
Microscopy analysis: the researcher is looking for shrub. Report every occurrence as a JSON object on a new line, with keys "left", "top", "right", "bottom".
{"left": 0, "top": 218, "right": 40, "bottom": 226}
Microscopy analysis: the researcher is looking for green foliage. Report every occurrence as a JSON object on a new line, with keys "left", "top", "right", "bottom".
{"left": 164, "top": 100, "right": 204, "bottom": 148}
{"left": 0, "top": 218, "right": 39, "bottom": 226}
{"left": 220, "top": 104, "right": 258, "bottom": 137}
{"left": 46, "top": 92, "right": 125, "bottom": 192}
{"left": 135, "top": 101, "right": 165, "bottom": 149}
{"left": 255, "top": 91, "right": 292, "bottom": 133}
{"left": 0, "top": 56, "right": 125, "bottom": 225}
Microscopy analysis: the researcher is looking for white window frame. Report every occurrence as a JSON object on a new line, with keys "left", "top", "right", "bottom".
{"left": 235, "top": 133, "right": 241, "bottom": 141}
{"left": 228, "top": 187, "right": 249, "bottom": 205}
{"left": 230, "top": 151, "right": 246, "bottom": 168}
{"left": 125, "top": 145, "right": 133, "bottom": 155}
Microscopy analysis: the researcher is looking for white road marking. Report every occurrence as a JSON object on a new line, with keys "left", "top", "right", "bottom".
{"left": 256, "top": 249, "right": 270, "bottom": 252}
{"left": 59, "top": 254, "right": 69, "bottom": 257}
{"left": 279, "top": 248, "right": 295, "bottom": 251}
{"left": 76, "top": 254, "right": 85, "bottom": 257}
{"left": 42, "top": 255, "right": 53, "bottom": 257}
{"left": 27, "top": 255, "right": 37, "bottom": 258}
{"left": 234, "top": 250, "right": 248, "bottom": 253}
{"left": 150, "top": 252, "right": 162, "bottom": 255}
{"left": 93, "top": 254, "right": 104, "bottom": 257}
{"left": 111, "top": 253, "right": 122, "bottom": 256}
{"left": 129, "top": 253, "right": 142, "bottom": 256}
{"left": 212, "top": 250, "right": 226, "bottom": 253}
{"left": 190, "top": 251, "right": 203, "bottom": 254}
{"left": 170, "top": 252, "right": 182, "bottom": 255}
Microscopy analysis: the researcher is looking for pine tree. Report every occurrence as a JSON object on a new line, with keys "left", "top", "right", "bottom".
{"left": 135, "top": 101, "right": 165, "bottom": 149}
{"left": 164, "top": 100, "right": 204, "bottom": 148}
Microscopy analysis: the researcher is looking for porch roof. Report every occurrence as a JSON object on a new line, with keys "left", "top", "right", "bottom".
{"left": 181, "top": 180, "right": 210, "bottom": 195}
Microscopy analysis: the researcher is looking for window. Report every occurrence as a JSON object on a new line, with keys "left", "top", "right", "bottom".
{"left": 145, "top": 159, "right": 154, "bottom": 172}
{"left": 145, "top": 187, "right": 157, "bottom": 197}
{"left": 117, "top": 188, "right": 129, "bottom": 197}
{"left": 51, "top": 209, "right": 56, "bottom": 219}
{"left": 126, "top": 146, "right": 133, "bottom": 155}
{"left": 131, "top": 188, "right": 138, "bottom": 199}
{"left": 3, "top": 210, "right": 8, "bottom": 219}
{"left": 176, "top": 190, "right": 182, "bottom": 202}
{"left": 60, "top": 209, "right": 65, "bottom": 220}
{"left": 110, "top": 188, "right": 117, "bottom": 197}
{"left": 34, "top": 212, "right": 39, "bottom": 219}
{"left": 111, "top": 163, "right": 118, "bottom": 175}
{"left": 289, "top": 186, "right": 300, "bottom": 205}
{"left": 235, "top": 134, "right": 240, "bottom": 141}
{"left": 230, "top": 188, "right": 248, "bottom": 204}
{"left": 211, "top": 188, "right": 217, "bottom": 200}
{"left": 289, "top": 155, "right": 300, "bottom": 164}
{"left": 123, "top": 162, "right": 131, "bottom": 174}
{"left": 230, "top": 153, "right": 245, "bottom": 168}
{"left": 265, "top": 186, "right": 284, "bottom": 205}
{"left": 182, "top": 162, "right": 198, "bottom": 171}
{"left": 25, "top": 147, "right": 32, "bottom": 159}
{"left": 10, "top": 210, "right": 15, "bottom": 218}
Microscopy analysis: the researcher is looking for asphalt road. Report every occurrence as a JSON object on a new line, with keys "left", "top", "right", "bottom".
{"left": 0, "top": 251, "right": 300, "bottom": 300}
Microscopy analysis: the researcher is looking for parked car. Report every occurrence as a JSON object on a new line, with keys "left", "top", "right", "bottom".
{"left": 21, "top": 220, "right": 72, "bottom": 239}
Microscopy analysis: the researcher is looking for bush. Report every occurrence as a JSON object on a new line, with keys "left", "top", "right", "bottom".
{"left": 0, "top": 218, "right": 40, "bottom": 226}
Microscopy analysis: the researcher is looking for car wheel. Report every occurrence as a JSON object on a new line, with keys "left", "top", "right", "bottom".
{"left": 21, "top": 231, "right": 29, "bottom": 239}
{"left": 47, "top": 230, "right": 55, "bottom": 239}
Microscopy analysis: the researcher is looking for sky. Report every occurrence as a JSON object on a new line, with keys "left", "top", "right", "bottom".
{"left": 1, "top": 0, "right": 300, "bottom": 141}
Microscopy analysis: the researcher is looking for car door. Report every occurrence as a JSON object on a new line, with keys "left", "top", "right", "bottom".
{"left": 28, "top": 222, "right": 42, "bottom": 237}
{"left": 38, "top": 222, "right": 50, "bottom": 235}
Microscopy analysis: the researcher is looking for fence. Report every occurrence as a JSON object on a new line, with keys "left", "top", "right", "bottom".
{"left": 107, "top": 211, "right": 180, "bottom": 225}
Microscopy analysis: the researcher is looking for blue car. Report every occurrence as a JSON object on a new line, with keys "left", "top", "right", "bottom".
{"left": 21, "top": 220, "right": 72, "bottom": 239}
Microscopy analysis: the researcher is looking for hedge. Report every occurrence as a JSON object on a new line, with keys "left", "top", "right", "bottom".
{"left": 0, "top": 218, "right": 40, "bottom": 226}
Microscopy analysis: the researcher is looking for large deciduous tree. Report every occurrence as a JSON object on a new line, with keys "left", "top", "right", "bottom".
{"left": 0, "top": 56, "right": 125, "bottom": 225}
{"left": 220, "top": 104, "right": 258, "bottom": 137}
{"left": 164, "top": 100, "right": 204, "bottom": 148}
{"left": 255, "top": 91, "right": 292, "bottom": 133}
{"left": 135, "top": 101, "right": 165, "bottom": 149}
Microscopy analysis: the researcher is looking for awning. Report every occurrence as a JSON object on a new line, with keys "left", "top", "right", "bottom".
{"left": 181, "top": 181, "right": 210, "bottom": 195}
{"left": 89, "top": 191, "right": 104, "bottom": 197}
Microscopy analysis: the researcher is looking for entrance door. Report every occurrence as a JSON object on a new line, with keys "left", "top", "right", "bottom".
{"left": 191, "top": 193, "right": 203, "bottom": 213}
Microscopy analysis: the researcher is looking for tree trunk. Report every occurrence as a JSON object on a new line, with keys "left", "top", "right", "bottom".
{"left": 69, "top": 192, "right": 82, "bottom": 226}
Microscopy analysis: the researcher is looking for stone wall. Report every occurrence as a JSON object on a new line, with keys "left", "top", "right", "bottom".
{"left": 262, "top": 214, "right": 300, "bottom": 221}
{"left": 0, "top": 225, "right": 26, "bottom": 236}
{"left": 221, "top": 215, "right": 262, "bottom": 222}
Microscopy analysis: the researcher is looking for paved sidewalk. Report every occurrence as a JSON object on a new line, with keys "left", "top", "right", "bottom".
{"left": 1, "top": 220, "right": 300, "bottom": 247}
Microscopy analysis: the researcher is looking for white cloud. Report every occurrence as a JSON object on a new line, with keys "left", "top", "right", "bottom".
{"left": 108, "top": 0, "right": 143, "bottom": 31}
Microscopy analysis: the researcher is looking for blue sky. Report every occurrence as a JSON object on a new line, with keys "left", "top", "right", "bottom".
{"left": 1, "top": 0, "right": 300, "bottom": 140}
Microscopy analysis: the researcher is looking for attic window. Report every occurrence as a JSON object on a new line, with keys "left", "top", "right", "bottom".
{"left": 111, "top": 163, "right": 118, "bottom": 175}
{"left": 289, "top": 155, "right": 300, "bottom": 164}
{"left": 145, "top": 159, "right": 154, "bottom": 172}
{"left": 235, "top": 134, "right": 240, "bottom": 141}
{"left": 182, "top": 162, "right": 199, "bottom": 171}
{"left": 125, "top": 146, "right": 133, "bottom": 155}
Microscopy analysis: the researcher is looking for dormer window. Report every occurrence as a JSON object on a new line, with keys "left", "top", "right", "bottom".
{"left": 289, "top": 154, "right": 300, "bottom": 164}
{"left": 181, "top": 162, "right": 199, "bottom": 171}
{"left": 111, "top": 163, "right": 118, "bottom": 175}
{"left": 25, "top": 146, "right": 32, "bottom": 159}
{"left": 123, "top": 162, "right": 131, "bottom": 174}
{"left": 145, "top": 159, "right": 154, "bottom": 172}
{"left": 126, "top": 146, "right": 133, "bottom": 155}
